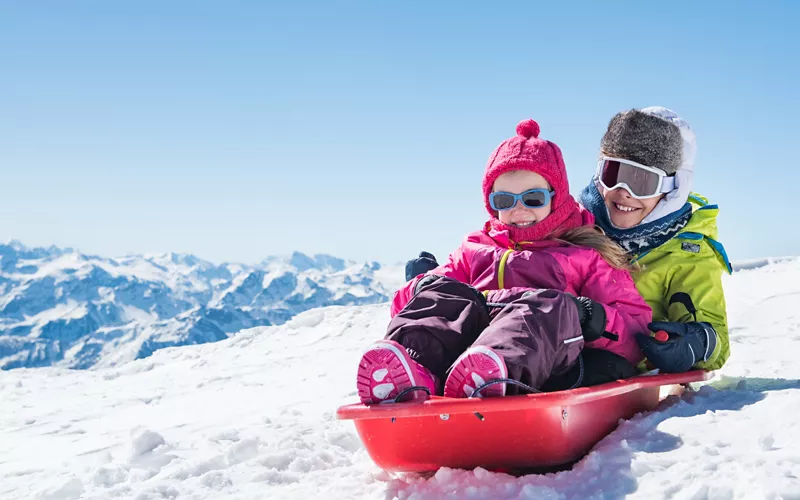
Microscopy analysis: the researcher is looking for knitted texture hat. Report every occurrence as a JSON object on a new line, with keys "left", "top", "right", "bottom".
{"left": 483, "top": 119, "right": 584, "bottom": 242}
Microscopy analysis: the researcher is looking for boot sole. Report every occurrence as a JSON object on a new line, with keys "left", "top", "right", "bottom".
{"left": 357, "top": 340, "right": 420, "bottom": 404}
{"left": 444, "top": 346, "right": 508, "bottom": 398}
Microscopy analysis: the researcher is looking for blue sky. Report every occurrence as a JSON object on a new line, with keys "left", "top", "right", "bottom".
{"left": 1, "top": 1, "right": 798, "bottom": 265}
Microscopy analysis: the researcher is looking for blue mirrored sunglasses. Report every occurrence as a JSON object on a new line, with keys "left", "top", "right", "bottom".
{"left": 489, "top": 189, "right": 555, "bottom": 211}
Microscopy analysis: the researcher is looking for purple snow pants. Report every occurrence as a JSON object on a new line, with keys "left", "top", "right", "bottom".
{"left": 385, "top": 276, "right": 585, "bottom": 395}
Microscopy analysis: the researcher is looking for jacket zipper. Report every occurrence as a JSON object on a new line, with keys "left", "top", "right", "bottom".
{"left": 498, "top": 248, "right": 514, "bottom": 289}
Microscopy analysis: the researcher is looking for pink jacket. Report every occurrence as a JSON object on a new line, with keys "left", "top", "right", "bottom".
{"left": 391, "top": 224, "right": 651, "bottom": 364}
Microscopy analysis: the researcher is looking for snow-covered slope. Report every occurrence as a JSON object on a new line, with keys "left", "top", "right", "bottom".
{"left": 1, "top": 258, "right": 799, "bottom": 499}
{"left": 0, "top": 241, "right": 403, "bottom": 370}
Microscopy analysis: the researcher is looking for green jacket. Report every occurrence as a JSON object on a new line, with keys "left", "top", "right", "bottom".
{"left": 632, "top": 194, "right": 732, "bottom": 371}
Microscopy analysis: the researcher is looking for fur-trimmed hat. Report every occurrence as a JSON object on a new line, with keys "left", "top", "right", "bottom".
{"left": 600, "top": 109, "right": 683, "bottom": 174}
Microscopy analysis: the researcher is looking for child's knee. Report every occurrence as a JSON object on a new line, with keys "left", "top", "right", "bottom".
{"left": 414, "top": 275, "right": 486, "bottom": 306}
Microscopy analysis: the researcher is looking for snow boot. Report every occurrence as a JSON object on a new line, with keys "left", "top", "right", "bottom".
{"left": 357, "top": 340, "right": 437, "bottom": 404}
{"left": 444, "top": 345, "right": 508, "bottom": 398}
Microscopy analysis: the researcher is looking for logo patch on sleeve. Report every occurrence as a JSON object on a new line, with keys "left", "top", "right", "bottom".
{"left": 681, "top": 242, "right": 701, "bottom": 253}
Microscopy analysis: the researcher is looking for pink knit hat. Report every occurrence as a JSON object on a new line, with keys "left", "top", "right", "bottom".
{"left": 483, "top": 119, "right": 584, "bottom": 242}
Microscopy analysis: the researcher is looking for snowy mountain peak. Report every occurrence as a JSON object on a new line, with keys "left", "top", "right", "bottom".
{"left": 289, "top": 251, "right": 317, "bottom": 271}
{"left": 259, "top": 251, "right": 350, "bottom": 273}
{"left": 0, "top": 242, "right": 402, "bottom": 370}
{"left": 1, "top": 241, "right": 76, "bottom": 265}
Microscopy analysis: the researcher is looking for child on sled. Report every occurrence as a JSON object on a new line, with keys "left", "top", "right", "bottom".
{"left": 357, "top": 119, "right": 651, "bottom": 403}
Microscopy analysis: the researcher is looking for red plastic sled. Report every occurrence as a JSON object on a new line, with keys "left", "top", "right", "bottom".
{"left": 337, "top": 371, "right": 712, "bottom": 472}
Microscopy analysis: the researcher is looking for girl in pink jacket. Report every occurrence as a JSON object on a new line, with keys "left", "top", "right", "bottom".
{"left": 357, "top": 119, "right": 651, "bottom": 404}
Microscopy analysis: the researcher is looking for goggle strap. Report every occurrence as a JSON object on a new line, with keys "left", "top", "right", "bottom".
{"left": 660, "top": 175, "right": 676, "bottom": 193}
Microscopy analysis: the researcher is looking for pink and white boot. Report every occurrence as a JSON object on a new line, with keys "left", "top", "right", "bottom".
{"left": 444, "top": 345, "right": 508, "bottom": 398}
{"left": 357, "top": 340, "right": 437, "bottom": 404}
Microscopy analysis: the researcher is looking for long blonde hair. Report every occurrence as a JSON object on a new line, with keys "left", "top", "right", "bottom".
{"left": 556, "top": 226, "right": 634, "bottom": 271}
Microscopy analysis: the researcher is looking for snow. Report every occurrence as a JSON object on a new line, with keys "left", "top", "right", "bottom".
{"left": 23, "top": 253, "right": 91, "bottom": 283}
{"left": 1, "top": 259, "right": 799, "bottom": 499}
{"left": 0, "top": 242, "right": 400, "bottom": 369}
{"left": 119, "top": 305, "right": 158, "bottom": 324}
{"left": 18, "top": 301, "right": 89, "bottom": 329}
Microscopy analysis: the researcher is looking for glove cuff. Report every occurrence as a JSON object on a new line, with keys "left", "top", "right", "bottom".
{"left": 695, "top": 322, "right": 718, "bottom": 363}
{"left": 572, "top": 296, "right": 607, "bottom": 342}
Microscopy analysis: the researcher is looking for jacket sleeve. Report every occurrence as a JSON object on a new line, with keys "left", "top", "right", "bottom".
{"left": 390, "top": 244, "right": 472, "bottom": 317}
{"left": 664, "top": 251, "right": 730, "bottom": 370}
{"left": 577, "top": 254, "right": 652, "bottom": 364}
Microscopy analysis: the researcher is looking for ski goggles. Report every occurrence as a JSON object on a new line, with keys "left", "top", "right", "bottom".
{"left": 489, "top": 188, "right": 555, "bottom": 211}
{"left": 596, "top": 157, "right": 676, "bottom": 199}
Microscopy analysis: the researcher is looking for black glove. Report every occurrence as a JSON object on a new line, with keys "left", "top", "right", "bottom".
{"left": 636, "top": 321, "right": 718, "bottom": 373}
{"left": 570, "top": 296, "right": 618, "bottom": 342}
{"left": 405, "top": 251, "right": 439, "bottom": 281}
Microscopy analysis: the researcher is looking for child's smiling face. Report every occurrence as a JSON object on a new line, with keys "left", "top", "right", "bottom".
{"left": 492, "top": 170, "right": 553, "bottom": 228}
{"left": 602, "top": 186, "right": 664, "bottom": 228}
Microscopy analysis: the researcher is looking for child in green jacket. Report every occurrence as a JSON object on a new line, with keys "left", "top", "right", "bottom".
{"left": 579, "top": 106, "right": 730, "bottom": 372}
